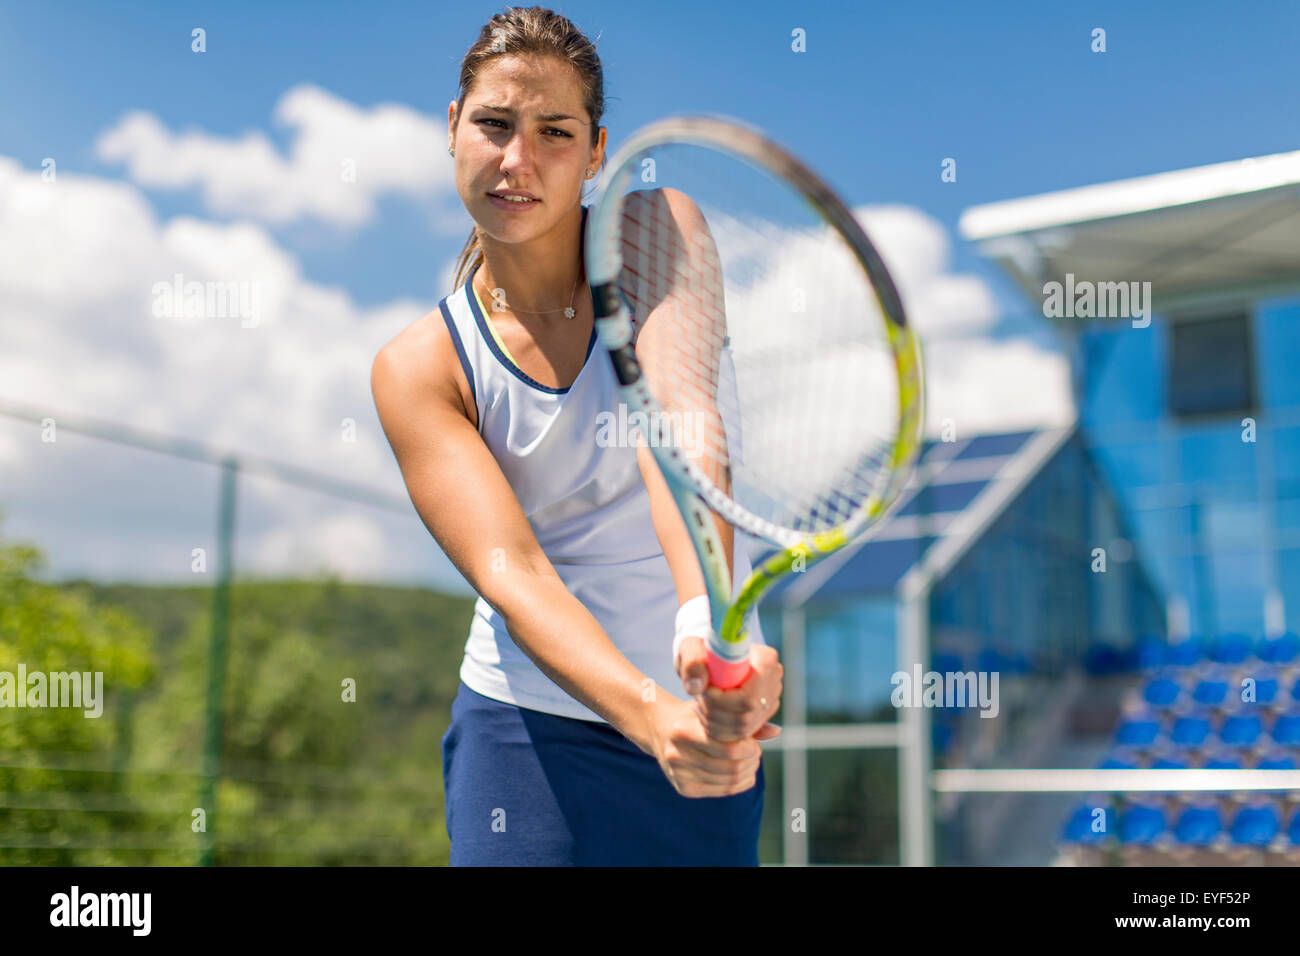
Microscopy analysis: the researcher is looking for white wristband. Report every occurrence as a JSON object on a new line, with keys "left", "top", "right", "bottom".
{"left": 673, "top": 595, "right": 713, "bottom": 667}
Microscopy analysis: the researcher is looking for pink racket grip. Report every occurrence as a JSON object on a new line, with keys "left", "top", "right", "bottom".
{"left": 706, "top": 648, "right": 752, "bottom": 689}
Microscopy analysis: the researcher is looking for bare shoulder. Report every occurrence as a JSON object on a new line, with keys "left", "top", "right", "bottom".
{"left": 371, "top": 307, "right": 474, "bottom": 425}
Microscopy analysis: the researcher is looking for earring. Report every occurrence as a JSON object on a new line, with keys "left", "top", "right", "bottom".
{"left": 448, "top": 146, "right": 455, "bottom": 157}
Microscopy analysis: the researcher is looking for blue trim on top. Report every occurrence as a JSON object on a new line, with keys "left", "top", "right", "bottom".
{"left": 464, "top": 205, "right": 597, "bottom": 396}
{"left": 438, "top": 298, "right": 477, "bottom": 412}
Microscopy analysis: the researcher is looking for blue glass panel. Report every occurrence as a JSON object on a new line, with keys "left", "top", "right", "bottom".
{"left": 1209, "top": 551, "right": 1267, "bottom": 636}
{"left": 1201, "top": 495, "right": 1264, "bottom": 550}
{"left": 898, "top": 480, "right": 987, "bottom": 516}
{"left": 804, "top": 598, "right": 898, "bottom": 724}
{"left": 1274, "top": 427, "right": 1300, "bottom": 481}
{"left": 1082, "top": 323, "right": 1166, "bottom": 427}
{"left": 1280, "top": 550, "right": 1300, "bottom": 634}
{"left": 816, "top": 538, "right": 927, "bottom": 597}
{"left": 952, "top": 431, "right": 1034, "bottom": 460}
{"left": 1092, "top": 439, "right": 1164, "bottom": 489}
{"left": 1179, "top": 424, "right": 1258, "bottom": 486}
{"left": 1276, "top": 491, "right": 1300, "bottom": 530}
{"left": 1256, "top": 298, "right": 1300, "bottom": 409}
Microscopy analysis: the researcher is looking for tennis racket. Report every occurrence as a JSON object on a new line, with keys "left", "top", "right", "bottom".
{"left": 584, "top": 114, "right": 924, "bottom": 689}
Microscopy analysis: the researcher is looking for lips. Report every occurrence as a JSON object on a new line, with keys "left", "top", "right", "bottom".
{"left": 487, "top": 192, "right": 540, "bottom": 210}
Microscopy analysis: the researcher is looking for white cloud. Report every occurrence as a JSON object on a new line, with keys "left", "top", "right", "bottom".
{"left": 0, "top": 154, "right": 451, "bottom": 586}
{"left": 856, "top": 204, "right": 1001, "bottom": 339}
{"left": 250, "top": 505, "right": 395, "bottom": 579}
{"left": 920, "top": 336, "right": 1075, "bottom": 436}
{"left": 94, "top": 84, "right": 454, "bottom": 228}
{"left": 857, "top": 204, "right": 1074, "bottom": 437}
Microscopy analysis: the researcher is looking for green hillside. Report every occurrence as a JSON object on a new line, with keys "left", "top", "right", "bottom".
{"left": 1, "top": 535, "right": 476, "bottom": 865}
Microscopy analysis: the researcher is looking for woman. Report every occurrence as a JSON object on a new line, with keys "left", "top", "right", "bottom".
{"left": 372, "top": 6, "right": 783, "bottom": 866}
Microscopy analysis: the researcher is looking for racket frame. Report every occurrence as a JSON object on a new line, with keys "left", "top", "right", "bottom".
{"left": 585, "top": 114, "right": 925, "bottom": 685}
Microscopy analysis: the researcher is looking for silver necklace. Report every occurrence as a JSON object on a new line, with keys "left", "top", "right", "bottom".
{"left": 475, "top": 268, "right": 582, "bottom": 319}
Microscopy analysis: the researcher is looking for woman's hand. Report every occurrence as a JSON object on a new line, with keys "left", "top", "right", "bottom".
{"left": 648, "top": 697, "right": 764, "bottom": 798}
{"left": 675, "top": 639, "right": 783, "bottom": 744}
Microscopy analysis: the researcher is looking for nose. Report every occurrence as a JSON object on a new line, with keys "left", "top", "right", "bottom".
{"left": 499, "top": 130, "right": 536, "bottom": 180}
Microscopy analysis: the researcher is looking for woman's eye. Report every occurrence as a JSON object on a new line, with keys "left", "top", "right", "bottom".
{"left": 475, "top": 119, "right": 570, "bottom": 138}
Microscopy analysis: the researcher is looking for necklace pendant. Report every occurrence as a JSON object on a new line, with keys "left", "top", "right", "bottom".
{"left": 564, "top": 307, "right": 575, "bottom": 319}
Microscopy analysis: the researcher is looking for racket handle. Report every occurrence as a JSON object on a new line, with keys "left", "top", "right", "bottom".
{"left": 706, "top": 648, "right": 752, "bottom": 689}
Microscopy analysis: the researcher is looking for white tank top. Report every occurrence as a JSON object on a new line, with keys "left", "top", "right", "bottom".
{"left": 437, "top": 206, "right": 762, "bottom": 722}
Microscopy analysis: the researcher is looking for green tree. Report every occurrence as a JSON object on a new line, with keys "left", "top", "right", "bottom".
{"left": 0, "top": 532, "right": 155, "bottom": 865}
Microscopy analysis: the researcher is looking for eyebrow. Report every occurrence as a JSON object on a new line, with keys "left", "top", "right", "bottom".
{"left": 476, "top": 104, "right": 585, "bottom": 123}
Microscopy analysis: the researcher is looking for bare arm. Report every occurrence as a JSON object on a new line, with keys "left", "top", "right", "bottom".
{"left": 371, "top": 318, "right": 670, "bottom": 754}
{"left": 624, "top": 187, "right": 735, "bottom": 605}
{"left": 625, "top": 187, "right": 784, "bottom": 743}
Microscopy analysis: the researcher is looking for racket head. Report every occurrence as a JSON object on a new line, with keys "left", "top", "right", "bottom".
{"left": 586, "top": 114, "right": 925, "bottom": 557}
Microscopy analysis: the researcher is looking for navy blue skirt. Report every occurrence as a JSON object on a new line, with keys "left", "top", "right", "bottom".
{"left": 440, "top": 681, "right": 765, "bottom": 866}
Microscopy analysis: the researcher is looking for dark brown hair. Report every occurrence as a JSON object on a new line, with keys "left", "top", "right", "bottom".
{"left": 450, "top": 6, "right": 606, "bottom": 291}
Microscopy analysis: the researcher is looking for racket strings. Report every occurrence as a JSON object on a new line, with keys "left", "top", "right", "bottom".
{"left": 615, "top": 149, "right": 901, "bottom": 536}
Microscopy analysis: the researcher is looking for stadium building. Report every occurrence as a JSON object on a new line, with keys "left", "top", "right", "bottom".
{"left": 756, "top": 149, "right": 1300, "bottom": 866}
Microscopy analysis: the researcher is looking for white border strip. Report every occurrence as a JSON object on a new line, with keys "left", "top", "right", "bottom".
{"left": 933, "top": 768, "right": 1300, "bottom": 793}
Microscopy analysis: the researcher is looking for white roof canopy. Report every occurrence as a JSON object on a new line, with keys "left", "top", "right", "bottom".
{"left": 959, "top": 149, "right": 1300, "bottom": 310}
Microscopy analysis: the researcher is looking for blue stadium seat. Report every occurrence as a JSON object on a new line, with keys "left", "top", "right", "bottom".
{"left": 1098, "top": 753, "right": 1139, "bottom": 770}
{"left": 1170, "top": 713, "right": 1212, "bottom": 747}
{"left": 1150, "top": 752, "right": 1190, "bottom": 770}
{"left": 1290, "top": 810, "right": 1300, "bottom": 846}
{"left": 976, "top": 648, "right": 1005, "bottom": 674}
{"left": 1062, "top": 803, "right": 1109, "bottom": 844}
{"left": 1218, "top": 713, "right": 1264, "bottom": 748}
{"left": 1143, "top": 677, "right": 1181, "bottom": 708}
{"left": 1084, "top": 644, "right": 1126, "bottom": 675}
{"left": 1273, "top": 713, "right": 1300, "bottom": 747}
{"left": 1210, "top": 633, "right": 1254, "bottom": 665}
{"left": 1115, "top": 716, "right": 1161, "bottom": 747}
{"left": 1192, "top": 678, "right": 1229, "bottom": 707}
{"left": 1173, "top": 805, "right": 1222, "bottom": 846}
{"left": 931, "top": 651, "right": 963, "bottom": 675}
{"left": 1135, "top": 634, "right": 1168, "bottom": 670}
{"left": 1119, "top": 804, "right": 1167, "bottom": 844}
{"left": 932, "top": 722, "right": 954, "bottom": 754}
{"left": 1230, "top": 804, "right": 1280, "bottom": 846}
{"left": 1291, "top": 677, "right": 1300, "bottom": 704}
{"left": 1259, "top": 632, "right": 1300, "bottom": 665}
{"left": 1256, "top": 754, "right": 1298, "bottom": 771}
{"left": 1165, "top": 638, "right": 1205, "bottom": 667}
{"left": 1202, "top": 752, "right": 1243, "bottom": 770}
{"left": 1238, "top": 674, "right": 1279, "bottom": 707}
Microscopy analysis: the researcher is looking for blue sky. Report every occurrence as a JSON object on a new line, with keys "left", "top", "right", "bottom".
{"left": 6, "top": 0, "right": 1297, "bottom": 308}
{"left": 1, "top": 0, "right": 1297, "bottom": 587}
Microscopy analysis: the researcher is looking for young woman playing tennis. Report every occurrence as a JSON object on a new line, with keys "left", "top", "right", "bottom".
{"left": 371, "top": 7, "right": 784, "bottom": 866}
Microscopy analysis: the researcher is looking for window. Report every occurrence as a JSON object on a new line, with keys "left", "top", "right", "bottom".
{"left": 1167, "top": 311, "right": 1256, "bottom": 419}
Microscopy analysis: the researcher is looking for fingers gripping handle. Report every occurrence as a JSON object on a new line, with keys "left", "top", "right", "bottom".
{"left": 706, "top": 645, "right": 752, "bottom": 689}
